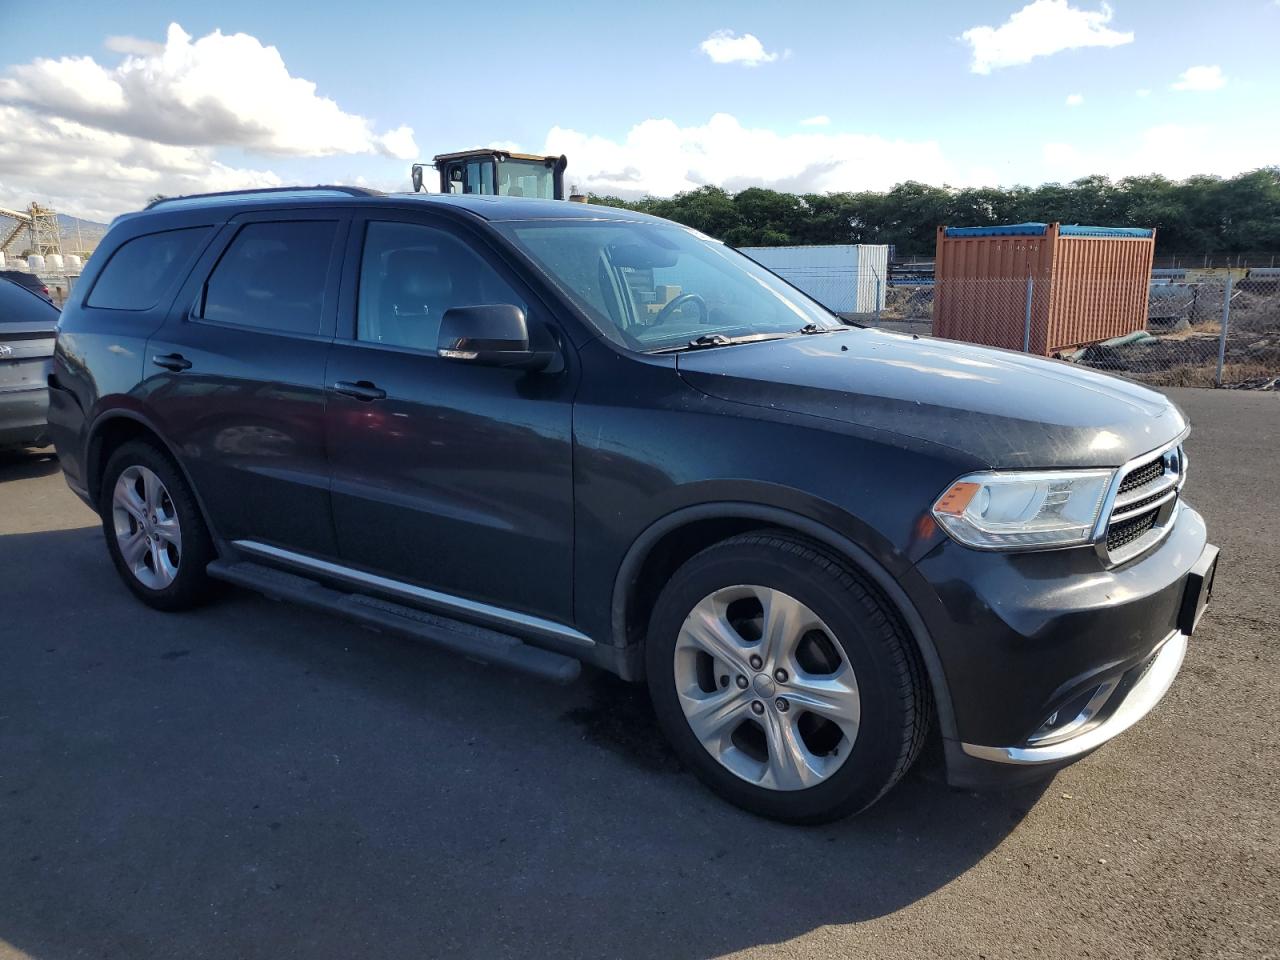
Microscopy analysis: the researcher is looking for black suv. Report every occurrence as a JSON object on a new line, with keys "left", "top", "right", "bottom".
{"left": 49, "top": 187, "right": 1218, "bottom": 823}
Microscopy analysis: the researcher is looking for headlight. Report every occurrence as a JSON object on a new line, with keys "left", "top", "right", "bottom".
{"left": 932, "top": 469, "right": 1114, "bottom": 550}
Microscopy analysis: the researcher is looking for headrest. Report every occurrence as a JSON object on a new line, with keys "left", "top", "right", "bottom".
{"left": 385, "top": 248, "right": 452, "bottom": 302}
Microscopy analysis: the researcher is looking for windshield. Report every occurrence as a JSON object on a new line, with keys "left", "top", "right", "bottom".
{"left": 497, "top": 159, "right": 556, "bottom": 200}
{"left": 494, "top": 220, "right": 841, "bottom": 351}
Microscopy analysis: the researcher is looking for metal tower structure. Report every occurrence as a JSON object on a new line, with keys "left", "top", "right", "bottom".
{"left": 0, "top": 203, "right": 62, "bottom": 257}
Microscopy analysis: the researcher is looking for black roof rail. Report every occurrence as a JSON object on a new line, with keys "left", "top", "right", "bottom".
{"left": 145, "top": 185, "right": 384, "bottom": 209}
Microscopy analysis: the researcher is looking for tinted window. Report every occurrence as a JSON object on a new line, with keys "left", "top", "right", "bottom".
{"left": 357, "top": 221, "right": 525, "bottom": 352}
{"left": 86, "top": 227, "right": 210, "bottom": 311}
{"left": 0, "top": 278, "right": 59, "bottom": 323}
{"left": 201, "top": 221, "right": 336, "bottom": 335}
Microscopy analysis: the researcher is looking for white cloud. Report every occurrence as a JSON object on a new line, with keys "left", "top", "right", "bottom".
{"left": 0, "top": 105, "right": 281, "bottom": 222}
{"left": 542, "top": 113, "right": 951, "bottom": 197}
{"left": 962, "top": 0, "right": 1133, "bottom": 74}
{"left": 800, "top": 114, "right": 831, "bottom": 126}
{"left": 377, "top": 125, "right": 420, "bottom": 162}
{"left": 0, "top": 22, "right": 417, "bottom": 159}
{"left": 1065, "top": 93, "right": 1084, "bottom": 106}
{"left": 1042, "top": 122, "right": 1280, "bottom": 182}
{"left": 699, "top": 30, "right": 780, "bottom": 67}
{"left": 104, "top": 35, "right": 164, "bottom": 56}
{"left": 1171, "top": 65, "right": 1226, "bottom": 91}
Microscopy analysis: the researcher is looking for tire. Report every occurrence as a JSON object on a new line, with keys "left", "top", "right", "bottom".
{"left": 645, "top": 531, "right": 930, "bottom": 824}
{"left": 99, "top": 439, "right": 217, "bottom": 611}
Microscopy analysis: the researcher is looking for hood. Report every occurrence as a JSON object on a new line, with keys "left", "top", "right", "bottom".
{"left": 676, "top": 329, "right": 1186, "bottom": 469}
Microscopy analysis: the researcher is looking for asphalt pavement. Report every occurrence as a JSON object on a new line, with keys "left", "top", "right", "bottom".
{"left": 0, "top": 387, "right": 1276, "bottom": 959}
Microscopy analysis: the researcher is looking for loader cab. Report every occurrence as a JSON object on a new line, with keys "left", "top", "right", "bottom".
{"left": 414, "top": 150, "right": 568, "bottom": 201}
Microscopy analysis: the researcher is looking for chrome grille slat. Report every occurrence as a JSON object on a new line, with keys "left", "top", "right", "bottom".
{"left": 1099, "top": 436, "right": 1187, "bottom": 566}
{"left": 1113, "top": 472, "right": 1180, "bottom": 510}
{"left": 1110, "top": 488, "right": 1179, "bottom": 524}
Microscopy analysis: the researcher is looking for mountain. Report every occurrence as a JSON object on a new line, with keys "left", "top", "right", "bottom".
{"left": 57, "top": 213, "right": 108, "bottom": 253}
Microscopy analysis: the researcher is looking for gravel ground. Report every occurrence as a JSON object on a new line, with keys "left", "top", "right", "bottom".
{"left": 0, "top": 387, "right": 1276, "bottom": 960}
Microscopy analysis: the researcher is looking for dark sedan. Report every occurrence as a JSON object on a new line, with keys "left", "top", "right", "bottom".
{"left": 0, "top": 277, "right": 59, "bottom": 451}
{"left": 0, "top": 268, "right": 54, "bottom": 304}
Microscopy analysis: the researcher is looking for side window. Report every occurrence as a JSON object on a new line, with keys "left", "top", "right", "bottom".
{"left": 357, "top": 221, "right": 526, "bottom": 352}
{"left": 86, "top": 227, "right": 210, "bottom": 311}
{"left": 199, "top": 221, "right": 336, "bottom": 335}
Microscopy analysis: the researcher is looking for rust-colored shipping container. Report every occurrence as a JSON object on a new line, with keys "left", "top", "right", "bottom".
{"left": 933, "top": 222, "right": 1155, "bottom": 355}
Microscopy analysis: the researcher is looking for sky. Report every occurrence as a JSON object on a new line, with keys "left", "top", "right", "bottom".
{"left": 0, "top": 0, "right": 1277, "bottom": 222}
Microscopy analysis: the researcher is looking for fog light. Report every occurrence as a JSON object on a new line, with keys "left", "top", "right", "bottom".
{"left": 1028, "top": 681, "right": 1116, "bottom": 746}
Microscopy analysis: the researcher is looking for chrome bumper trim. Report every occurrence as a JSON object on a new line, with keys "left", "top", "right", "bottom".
{"left": 961, "top": 629, "right": 1187, "bottom": 765}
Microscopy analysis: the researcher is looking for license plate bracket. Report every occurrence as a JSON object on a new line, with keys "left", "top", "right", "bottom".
{"left": 1178, "top": 544, "right": 1219, "bottom": 636}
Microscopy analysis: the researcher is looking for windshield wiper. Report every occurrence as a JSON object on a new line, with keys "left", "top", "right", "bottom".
{"left": 650, "top": 332, "right": 790, "bottom": 354}
{"left": 796, "top": 322, "right": 852, "bottom": 335}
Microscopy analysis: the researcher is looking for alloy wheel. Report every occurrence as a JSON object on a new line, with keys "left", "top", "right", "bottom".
{"left": 673, "top": 584, "right": 860, "bottom": 791}
{"left": 111, "top": 465, "right": 182, "bottom": 590}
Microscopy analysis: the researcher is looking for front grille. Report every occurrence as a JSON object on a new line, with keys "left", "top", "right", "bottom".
{"left": 1119, "top": 488, "right": 1173, "bottom": 515}
{"left": 1107, "top": 508, "right": 1159, "bottom": 551}
{"left": 1102, "top": 441, "right": 1185, "bottom": 564}
{"left": 1119, "top": 456, "right": 1164, "bottom": 493}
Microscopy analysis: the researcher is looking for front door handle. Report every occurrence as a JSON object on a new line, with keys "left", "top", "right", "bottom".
{"left": 152, "top": 353, "right": 192, "bottom": 372}
{"left": 333, "top": 380, "right": 386, "bottom": 402}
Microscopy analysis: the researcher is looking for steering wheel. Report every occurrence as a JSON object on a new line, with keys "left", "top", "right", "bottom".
{"left": 653, "top": 293, "right": 708, "bottom": 326}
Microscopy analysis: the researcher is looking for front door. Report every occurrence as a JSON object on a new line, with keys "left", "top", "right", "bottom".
{"left": 324, "top": 214, "right": 577, "bottom": 625}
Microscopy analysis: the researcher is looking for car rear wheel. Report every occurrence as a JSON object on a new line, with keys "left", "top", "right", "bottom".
{"left": 646, "top": 531, "right": 930, "bottom": 824}
{"left": 100, "top": 440, "right": 216, "bottom": 611}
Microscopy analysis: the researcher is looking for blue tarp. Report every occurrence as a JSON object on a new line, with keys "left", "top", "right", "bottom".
{"left": 943, "top": 222, "right": 1154, "bottom": 239}
{"left": 1058, "top": 224, "right": 1154, "bottom": 238}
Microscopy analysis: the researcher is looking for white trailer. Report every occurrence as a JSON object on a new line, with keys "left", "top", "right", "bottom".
{"left": 738, "top": 243, "right": 889, "bottom": 315}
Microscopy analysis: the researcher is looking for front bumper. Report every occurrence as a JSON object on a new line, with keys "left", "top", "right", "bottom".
{"left": 910, "top": 502, "right": 1215, "bottom": 788}
{"left": 961, "top": 628, "right": 1186, "bottom": 765}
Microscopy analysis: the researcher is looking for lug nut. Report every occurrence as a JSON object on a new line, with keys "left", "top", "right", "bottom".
{"left": 751, "top": 701, "right": 765, "bottom": 715}
{"left": 736, "top": 675, "right": 748, "bottom": 690}
{"left": 774, "top": 668, "right": 789, "bottom": 683}
{"left": 749, "top": 655, "right": 763, "bottom": 670}
{"left": 775, "top": 697, "right": 790, "bottom": 712}
{"left": 719, "top": 675, "right": 729, "bottom": 688}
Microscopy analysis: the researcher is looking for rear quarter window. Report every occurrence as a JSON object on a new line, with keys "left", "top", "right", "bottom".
{"left": 86, "top": 227, "right": 211, "bottom": 311}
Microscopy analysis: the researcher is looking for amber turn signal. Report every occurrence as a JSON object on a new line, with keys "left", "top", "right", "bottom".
{"left": 934, "top": 481, "right": 981, "bottom": 516}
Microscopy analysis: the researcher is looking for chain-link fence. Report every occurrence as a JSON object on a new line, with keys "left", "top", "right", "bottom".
{"left": 851, "top": 274, "right": 1280, "bottom": 389}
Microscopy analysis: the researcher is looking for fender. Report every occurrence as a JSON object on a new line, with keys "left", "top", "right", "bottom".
{"left": 84, "top": 407, "right": 227, "bottom": 551}
{"left": 610, "top": 501, "right": 959, "bottom": 741}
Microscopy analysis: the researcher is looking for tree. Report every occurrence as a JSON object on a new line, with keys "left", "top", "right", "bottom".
{"left": 587, "top": 167, "right": 1280, "bottom": 257}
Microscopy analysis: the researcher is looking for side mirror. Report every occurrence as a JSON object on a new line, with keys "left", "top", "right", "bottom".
{"left": 437, "top": 304, "right": 555, "bottom": 371}
{"left": 411, "top": 164, "right": 425, "bottom": 193}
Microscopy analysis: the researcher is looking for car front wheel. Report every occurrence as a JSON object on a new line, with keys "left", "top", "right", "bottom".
{"left": 645, "top": 532, "right": 930, "bottom": 824}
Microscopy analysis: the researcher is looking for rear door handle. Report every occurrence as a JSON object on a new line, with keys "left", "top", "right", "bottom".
{"left": 152, "top": 353, "right": 192, "bottom": 372}
{"left": 333, "top": 380, "right": 386, "bottom": 402}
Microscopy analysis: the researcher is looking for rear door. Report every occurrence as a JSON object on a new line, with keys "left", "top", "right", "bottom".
{"left": 146, "top": 209, "right": 349, "bottom": 556}
{"left": 323, "top": 212, "right": 577, "bottom": 624}
{"left": 0, "top": 279, "right": 59, "bottom": 443}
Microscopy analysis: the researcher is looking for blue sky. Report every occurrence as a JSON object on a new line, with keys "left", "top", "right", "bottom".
{"left": 0, "top": 0, "right": 1276, "bottom": 220}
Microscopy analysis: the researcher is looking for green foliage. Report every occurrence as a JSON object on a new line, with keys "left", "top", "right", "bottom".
{"left": 588, "top": 167, "right": 1280, "bottom": 256}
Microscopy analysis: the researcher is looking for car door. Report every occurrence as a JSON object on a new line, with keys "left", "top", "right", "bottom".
{"left": 146, "top": 209, "right": 348, "bottom": 556}
{"left": 324, "top": 212, "right": 577, "bottom": 625}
